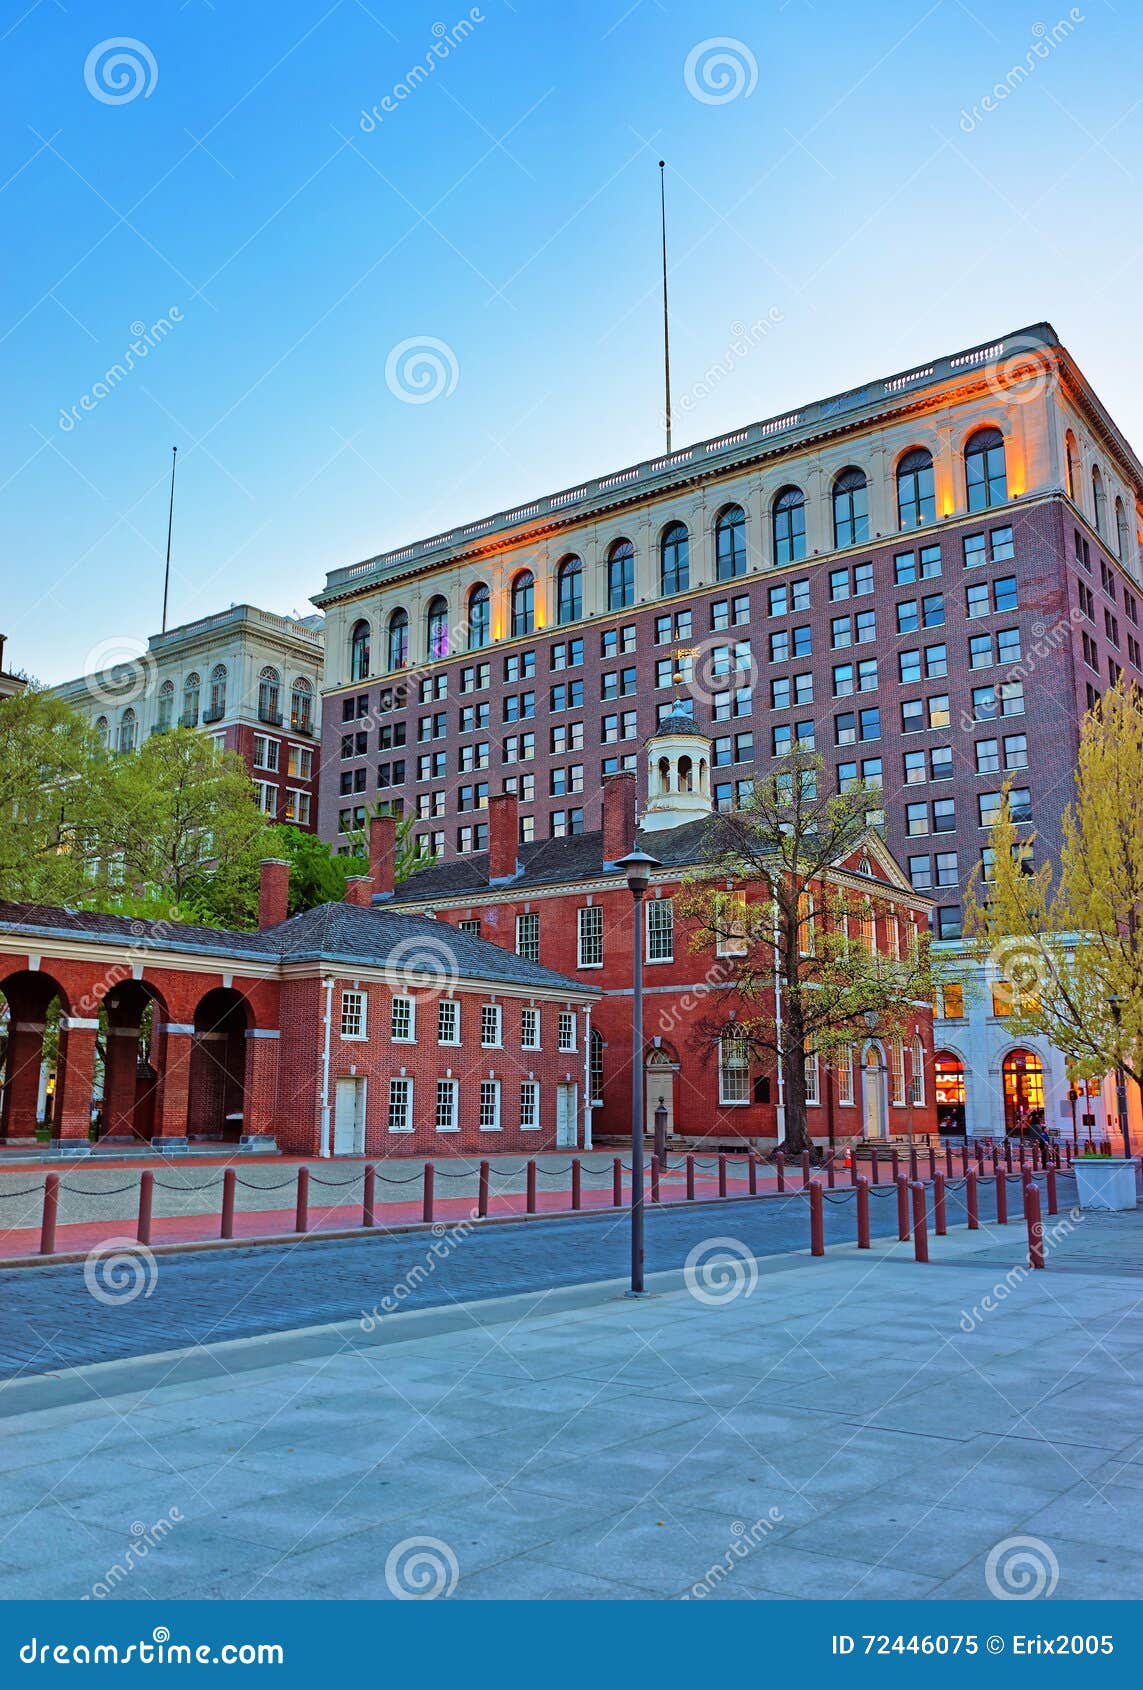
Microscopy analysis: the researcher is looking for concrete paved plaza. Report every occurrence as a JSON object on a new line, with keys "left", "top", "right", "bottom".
{"left": 1, "top": 1210, "right": 1141, "bottom": 1601}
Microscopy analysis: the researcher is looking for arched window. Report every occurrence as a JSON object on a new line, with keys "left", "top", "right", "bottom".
{"left": 772, "top": 487, "right": 806, "bottom": 565}
{"left": 935, "top": 1050, "right": 966, "bottom": 1134}
{"left": 833, "top": 467, "right": 869, "bottom": 548}
{"left": 660, "top": 522, "right": 690, "bottom": 596}
{"left": 589, "top": 1027, "right": 604, "bottom": 1102}
{"left": 386, "top": 609, "right": 409, "bottom": 672}
{"left": 208, "top": 663, "right": 227, "bottom": 721}
{"left": 466, "top": 585, "right": 489, "bottom": 650}
{"left": 258, "top": 666, "right": 281, "bottom": 723}
{"left": 182, "top": 672, "right": 200, "bottom": 728}
{"left": 156, "top": 681, "right": 174, "bottom": 731}
{"left": 1091, "top": 466, "right": 1106, "bottom": 536}
{"left": 1115, "top": 496, "right": 1129, "bottom": 560}
{"left": 607, "top": 538, "right": 635, "bottom": 610}
{"left": 556, "top": 555, "right": 583, "bottom": 624}
{"left": 715, "top": 504, "right": 747, "bottom": 580}
{"left": 897, "top": 448, "right": 935, "bottom": 529}
{"left": 965, "top": 427, "right": 1007, "bottom": 511}
{"left": 510, "top": 571, "right": 535, "bottom": 638}
{"left": 349, "top": 619, "right": 371, "bottom": 682}
{"left": 426, "top": 595, "right": 449, "bottom": 661}
{"left": 95, "top": 714, "right": 110, "bottom": 747}
{"left": 1001, "top": 1048, "right": 1044, "bottom": 1135}
{"left": 1064, "top": 432, "right": 1079, "bottom": 501}
{"left": 290, "top": 676, "right": 313, "bottom": 733}
{"left": 117, "top": 708, "right": 137, "bottom": 753}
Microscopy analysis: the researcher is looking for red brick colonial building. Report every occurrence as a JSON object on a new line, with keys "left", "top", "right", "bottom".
{"left": 388, "top": 715, "right": 938, "bottom": 1150}
{"left": 0, "top": 819, "right": 598, "bottom": 1157}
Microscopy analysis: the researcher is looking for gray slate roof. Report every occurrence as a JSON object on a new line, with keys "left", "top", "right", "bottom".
{"left": 389, "top": 817, "right": 721, "bottom": 904}
{"left": 0, "top": 899, "right": 591, "bottom": 995}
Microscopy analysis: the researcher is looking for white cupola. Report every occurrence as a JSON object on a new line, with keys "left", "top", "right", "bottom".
{"left": 641, "top": 702, "right": 713, "bottom": 832}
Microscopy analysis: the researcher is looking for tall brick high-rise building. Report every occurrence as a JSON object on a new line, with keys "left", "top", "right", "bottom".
{"left": 311, "top": 324, "right": 1143, "bottom": 1140}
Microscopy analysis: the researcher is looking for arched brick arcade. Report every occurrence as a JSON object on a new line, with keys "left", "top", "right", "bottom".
{"left": 98, "top": 980, "right": 168, "bottom": 1144}
{"left": 0, "top": 967, "right": 89, "bottom": 1141}
{"left": 188, "top": 988, "right": 252, "bottom": 1142}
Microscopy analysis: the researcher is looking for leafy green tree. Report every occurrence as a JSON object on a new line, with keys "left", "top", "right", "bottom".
{"left": 0, "top": 688, "right": 109, "bottom": 905}
{"left": 680, "top": 752, "right": 945, "bottom": 1155}
{"left": 91, "top": 728, "right": 269, "bottom": 926}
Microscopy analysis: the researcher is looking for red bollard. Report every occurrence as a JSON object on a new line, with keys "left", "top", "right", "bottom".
{"left": 966, "top": 1168, "right": 979, "bottom": 1230}
{"left": 651, "top": 1155, "right": 661, "bottom": 1204}
{"left": 896, "top": 1174, "right": 910, "bottom": 1242}
{"left": 933, "top": 1171, "right": 947, "bottom": 1236}
{"left": 1025, "top": 1181, "right": 1045, "bottom": 1270}
{"left": 849, "top": 1151, "right": 858, "bottom": 1188}
{"left": 39, "top": 1173, "right": 59, "bottom": 1257}
{"left": 801, "top": 1150, "right": 811, "bottom": 1189}
{"left": 908, "top": 1146, "right": 919, "bottom": 1183}
{"left": 911, "top": 1181, "right": 929, "bottom": 1263}
{"left": 571, "top": 1158, "right": 581, "bottom": 1211}
{"left": 478, "top": 1159, "right": 490, "bottom": 1218}
{"left": 991, "top": 1146, "right": 1001, "bottom": 1176}
{"left": 221, "top": 1167, "right": 237, "bottom": 1238}
{"left": 526, "top": 1159, "right": 537, "bottom": 1214}
{"left": 1018, "top": 1139, "right": 1027, "bottom": 1170}
{"left": 613, "top": 1158, "right": 623, "bottom": 1207}
{"left": 295, "top": 1166, "right": 309, "bottom": 1234}
{"left": 1046, "top": 1164, "right": 1058, "bottom": 1216}
{"left": 1005, "top": 1140, "right": 1014, "bottom": 1173}
{"left": 361, "top": 1164, "right": 375, "bottom": 1229}
{"left": 718, "top": 1154, "right": 728, "bottom": 1197}
{"left": 686, "top": 1154, "right": 696, "bottom": 1200}
{"left": 748, "top": 1153, "right": 758, "bottom": 1196}
{"left": 976, "top": 1141, "right": 985, "bottom": 1173}
{"left": 137, "top": 1169, "right": 154, "bottom": 1247}
{"left": 890, "top": 1148, "right": 901, "bottom": 1184}
{"left": 945, "top": 1143, "right": 953, "bottom": 1178}
{"left": 809, "top": 1180, "right": 825, "bottom": 1257}
{"left": 995, "top": 1167, "right": 1007, "bottom": 1225}
{"left": 775, "top": 1151, "right": 785, "bottom": 1192}
{"left": 870, "top": 1146, "right": 880, "bottom": 1186}
{"left": 927, "top": 1145, "right": 937, "bottom": 1180}
{"left": 422, "top": 1161, "right": 435, "bottom": 1224}
{"left": 856, "top": 1175, "right": 870, "bottom": 1248}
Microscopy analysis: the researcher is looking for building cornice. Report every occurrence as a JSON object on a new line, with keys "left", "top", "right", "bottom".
{"left": 313, "top": 323, "right": 1067, "bottom": 610}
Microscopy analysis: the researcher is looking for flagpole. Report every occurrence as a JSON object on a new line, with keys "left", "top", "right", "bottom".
{"left": 659, "top": 160, "right": 672, "bottom": 455}
{"left": 161, "top": 445, "right": 178, "bottom": 633}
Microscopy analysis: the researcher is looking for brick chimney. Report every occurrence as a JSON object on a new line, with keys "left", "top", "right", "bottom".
{"left": 345, "top": 875, "right": 373, "bottom": 907}
{"left": 487, "top": 792, "right": 520, "bottom": 883}
{"left": 602, "top": 772, "right": 637, "bottom": 867}
{"left": 369, "top": 812, "right": 397, "bottom": 899}
{"left": 258, "top": 858, "right": 290, "bottom": 928}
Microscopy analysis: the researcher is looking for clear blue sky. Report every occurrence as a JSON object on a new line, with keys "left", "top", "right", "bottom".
{"left": 3, "top": 0, "right": 1140, "bottom": 683}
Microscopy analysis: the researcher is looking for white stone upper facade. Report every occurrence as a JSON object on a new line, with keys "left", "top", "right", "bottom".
{"left": 51, "top": 605, "right": 325, "bottom": 751}
{"left": 312, "top": 323, "right": 1143, "bottom": 693}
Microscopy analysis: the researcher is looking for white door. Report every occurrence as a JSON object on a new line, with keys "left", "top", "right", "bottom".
{"left": 556, "top": 1083, "right": 578, "bottom": 1148}
{"left": 333, "top": 1077, "right": 366, "bottom": 1155}
{"left": 863, "top": 1048, "right": 886, "bottom": 1140}
{"left": 645, "top": 1058, "right": 675, "bottom": 1138}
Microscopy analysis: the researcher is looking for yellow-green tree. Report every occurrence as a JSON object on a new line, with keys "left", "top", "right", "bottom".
{"left": 966, "top": 678, "right": 1143, "bottom": 1112}
{"left": 0, "top": 687, "right": 110, "bottom": 905}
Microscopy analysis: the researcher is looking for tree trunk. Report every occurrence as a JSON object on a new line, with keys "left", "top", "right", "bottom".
{"left": 780, "top": 999, "right": 809, "bottom": 1156}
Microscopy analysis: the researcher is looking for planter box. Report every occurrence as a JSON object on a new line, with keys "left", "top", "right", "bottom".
{"left": 1074, "top": 1157, "right": 1138, "bottom": 1211}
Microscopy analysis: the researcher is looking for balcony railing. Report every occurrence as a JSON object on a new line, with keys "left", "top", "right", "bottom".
{"left": 258, "top": 708, "right": 284, "bottom": 727}
{"left": 289, "top": 716, "right": 314, "bottom": 737}
{"left": 203, "top": 706, "right": 226, "bottom": 724}
{"left": 179, "top": 712, "right": 199, "bottom": 729}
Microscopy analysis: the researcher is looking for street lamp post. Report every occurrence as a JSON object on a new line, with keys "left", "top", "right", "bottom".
{"left": 616, "top": 849, "right": 661, "bottom": 1296}
{"left": 1068, "top": 1083, "right": 1079, "bottom": 1154}
{"left": 1108, "top": 993, "right": 1132, "bottom": 1157}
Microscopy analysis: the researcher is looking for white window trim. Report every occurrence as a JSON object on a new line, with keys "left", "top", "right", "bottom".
{"left": 340, "top": 989, "right": 367, "bottom": 1041}
{"left": 437, "top": 1001, "right": 460, "bottom": 1045}
{"left": 479, "top": 1078, "right": 502, "bottom": 1131}
{"left": 576, "top": 905, "right": 604, "bottom": 970}
{"left": 718, "top": 1036, "right": 751, "bottom": 1106}
{"left": 481, "top": 1004, "right": 503, "bottom": 1048}
{"left": 391, "top": 995, "right": 417, "bottom": 1044}
{"left": 435, "top": 1077, "right": 459, "bottom": 1133}
{"left": 519, "top": 1079, "right": 541, "bottom": 1131}
{"left": 521, "top": 1007, "right": 541, "bottom": 1051}
{"left": 388, "top": 1076, "right": 414, "bottom": 1134}
{"left": 645, "top": 897, "right": 674, "bottom": 964}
